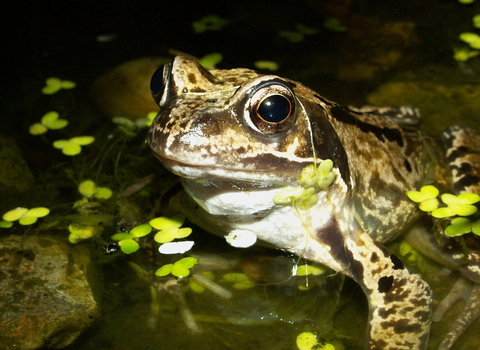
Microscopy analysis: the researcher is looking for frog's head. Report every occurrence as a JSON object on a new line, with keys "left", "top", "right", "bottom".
{"left": 147, "top": 56, "right": 349, "bottom": 188}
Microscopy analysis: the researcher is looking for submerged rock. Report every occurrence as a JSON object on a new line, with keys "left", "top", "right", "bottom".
{"left": 91, "top": 57, "right": 167, "bottom": 120}
{"left": 0, "top": 234, "right": 97, "bottom": 350}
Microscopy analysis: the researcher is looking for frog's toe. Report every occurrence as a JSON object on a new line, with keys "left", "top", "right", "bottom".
{"left": 433, "top": 279, "right": 480, "bottom": 350}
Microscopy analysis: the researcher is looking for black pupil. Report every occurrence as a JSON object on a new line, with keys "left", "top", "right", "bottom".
{"left": 150, "top": 65, "right": 165, "bottom": 97}
{"left": 257, "top": 95, "right": 291, "bottom": 123}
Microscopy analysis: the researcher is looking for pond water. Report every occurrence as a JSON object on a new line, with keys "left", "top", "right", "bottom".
{"left": 2, "top": 1, "right": 480, "bottom": 350}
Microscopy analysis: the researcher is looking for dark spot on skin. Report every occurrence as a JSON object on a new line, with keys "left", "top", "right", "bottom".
{"left": 454, "top": 174, "right": 480, "bottom": 193}
{"left": 190, "top": 87, "right": 207, "bottom": 93}
{"left": 205, "top": 99, "right": 218, "bottom": 103}
{"left": 313, "top": 94, "right": 331, "bottom": 105}
{"left": 404, "top": 159, "right": 412, "bottom": 172}
{"left": 309, "top": 109, "right": 351, "bottom": 187}
{"left": 330, "top": 106, "right": 404, "bottom": 147}
{"left": 378, "top": 275, "right": 394, "bottom": 293}
{"left": 381, "top": 319, "right": 423, "bottom": 335}
{"left": 187, "top": 73, "right": 196, "bottom": 84}
{"left": 316, "top": 218, "right": 348, "bottom": 267}
{"left": 389, "top": 254, "right": 404, "bottom": 270}
{"left": 458, "top": 162, "right": 473, "bottom": 173}
{"left": 370, "top": 252, "right": 379, "bottom": 263}
{"left": 316, "top": 218, "right": 363, "bottom": 280}
{"left": 236, "top": 147, "right": 247, "bottom": 154}
{"left": 414, "top": 310, "right": 431, "bottom": 322}
{"left": 369, "top": 339, "right": 388, "bottom": 349}
{"left": 377, "top": 306, "right": 398, "bottom": 319}
{"left": 446, "top": 146, "right": 469, "bottom": 163}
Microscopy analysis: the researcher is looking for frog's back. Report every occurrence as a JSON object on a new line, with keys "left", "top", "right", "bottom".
{"left": 299, "top": 92, "right": 447, "bottom": 242}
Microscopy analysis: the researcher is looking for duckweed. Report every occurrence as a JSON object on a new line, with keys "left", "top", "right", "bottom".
{"left": 3, "top": 207, "right": 50, "bottom": 226}
{"left": 29, "top": 111, "right": 69, "bottom": 135}
{"left": 192, "top": 15, "right": 229, "bottom": 33}
{"left": 151, "top": 214, "right": 192, "bottom": 243}
{"left": 198, "top": 53, "right": 223, "bottom": 69}
{"left": 254, "top": 60, "right": 279, "bottom": 71}
{"left": 41, "top": 77, "right": 76, "bottom": 95}
{"left": 274, "top": 159, "right": 335, "bottom": 210}
{"left": 155, "top": 257, "right": 198, "bottom": 278}
{"left": 78, "top": 180, "right": 112, "bottom": 200}
{"left": 68, "top": 223, "right": 103, "bottom": 243}
{"left": 407, "top": 185, "right": 480, "bottom": 237}
{"left": 53, "top": 136, "right": 95, "bottom": 156}
{"left": 222, "top": 272, "right": 255, "bottom": 290}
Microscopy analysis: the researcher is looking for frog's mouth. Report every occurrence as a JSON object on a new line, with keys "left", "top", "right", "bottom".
{"left": 159, "top": 157, "right": 304, "bottom": 187}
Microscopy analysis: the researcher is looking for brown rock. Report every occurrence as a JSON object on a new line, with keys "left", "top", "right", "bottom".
{"left": 0, "top": 234, "right": 97, "bottom": 350}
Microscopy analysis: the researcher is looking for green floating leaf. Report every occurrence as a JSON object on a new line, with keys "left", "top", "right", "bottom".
{"left": 324, "top": 18, "right": 347, "bottom": 32}
{"left": 295, "top": 23, "right": 318, "bottom": 35}
{"left": 278, "top": 30, "right": 304, "bottom": 43}
{"left": 26, "top": 207, "right": 50, "bottom": 218}
{"left": 296, "top": 332, "right": 318, "bottom": 350}
{"left": 111, "top": 232, "right": 135, "bottom": 240}
{"left": 198, "top": 53, "right": 223, "bottom": 69}
{"left": 171, "top": 265, "right": 191, "bottom": 277}
{"left": 459, "top": 32, "right": 480, "bottom": 49}
{"left": 150, "top": 214, "right": 185, "bottom": 230}
{"left": 192, "top": 14, "right": 229, "bottom": 33}
{"left": 60, "top": 80, "right": 76, "bottom": 89}
{"left": 171, "top": 257, "right": 198, "bottom": 277}
{"left": 472, "top": 219, "right": 480, "bottom": 235}
{"left": 130, "top": 224, "right": 152, "bottom": 237}
{"left": 29, "top": 123, "right": 48, "bottom": 135}
{"left": 154, "top": 230, "right": 176, "bottom": 243}
{"left": 71, "top": 136, "right": 95, "bottom": 145}
{"left": 175, "top": 257, "right": 198, "bottom": 269}
{"left": 431, "top": 206, "right": 456, "bottom": 218}
{"left": 419, "top": 198, "right": 439, "bottom": 212}
{"left": 445, "top": 217, "right": 472, "bottom": 237}
{"left": 453, "top": 48, "right": 480, "bottom": 62}
{"left": 42, "top": 77, "right": 62, "bottom": 95}
{"left": 19, "top": 216, "right": 38, "bottom": 225}
{"left": 155, "top": 264, "right": 173, "bottom": 276}
{"left": 95, "top": 187, "right": 112, "bottom": 199}
{"left": 78, "top": 180, "right": 96, "bottom": 198}
{"left": 406, "top": 185, "right": 439, "bottom": 203}
{"left": 474, "top": 14, "right": 480, "bottom": 29}
{"left": 3, "top": 207, "right": 28, "bottom": 221}
{"left": 0, "top": 220, "right": 13, "bottom": 228}
{"left": 62, "top": 142, "right": 82, "bottom": 156}
{"left": 254, "top": 60, "right": 279, "bottom": 71}
{"left": 118, "top": 238, "right": 140, "bottom": 254}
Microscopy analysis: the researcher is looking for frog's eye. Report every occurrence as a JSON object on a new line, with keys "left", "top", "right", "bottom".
{"left": 151, "top": 61, "right": 173, "bottom": 107}
{"left": 247, "top": 82, "right": 295, "bottom": 135}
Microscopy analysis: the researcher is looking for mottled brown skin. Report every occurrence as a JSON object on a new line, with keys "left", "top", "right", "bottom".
{"left": 147, "top": 56, "right": 462, "bottom": 349}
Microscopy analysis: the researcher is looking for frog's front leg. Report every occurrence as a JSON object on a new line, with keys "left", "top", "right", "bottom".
{"left": 321, "top": 225, "right": 432, "bottom": 349}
